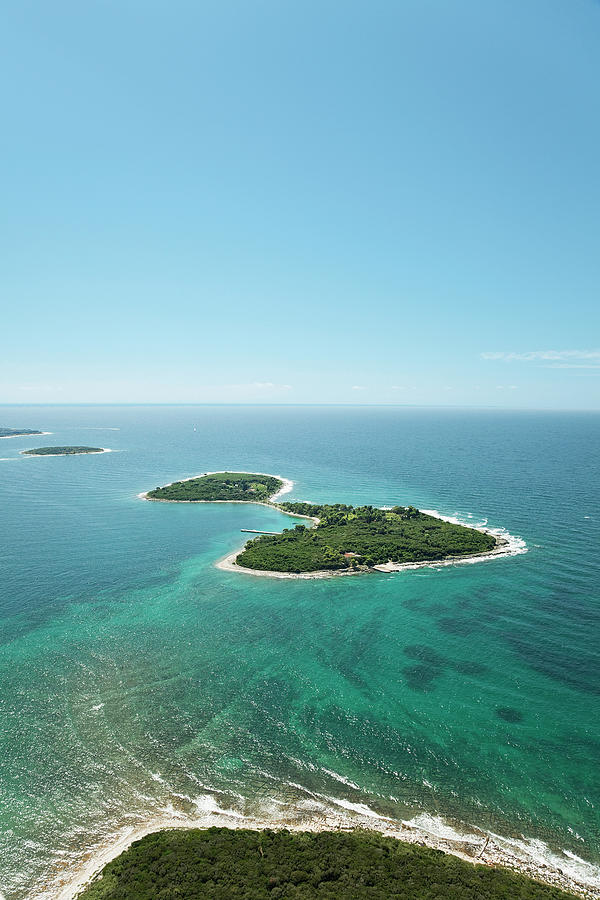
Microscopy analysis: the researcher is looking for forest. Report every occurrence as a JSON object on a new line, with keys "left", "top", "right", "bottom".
{"left": 79, "top": 826, "right": 577, "bottom": 900}
{"left": 236, "top": 503, "right": 496, "bottom": 573}
{"left": 147, "top": 472, "right": 283, "bottom": 502}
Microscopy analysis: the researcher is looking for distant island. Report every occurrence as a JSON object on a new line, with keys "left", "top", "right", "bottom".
{"left": 22, "top": 446, "right": 108, "bottom": 456}
{"left": 143, "top": 472, "right": 506, "bottom": 576}
{"left": 0, "top": 427, "right": 44, "bottom": 438}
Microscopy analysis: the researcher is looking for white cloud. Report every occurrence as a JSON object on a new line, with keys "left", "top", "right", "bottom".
{"left": 481, "top": 350, "right": 600, "bottom": 362}
{"left": 351, "top": 385, "right": 366, "bottom": 391}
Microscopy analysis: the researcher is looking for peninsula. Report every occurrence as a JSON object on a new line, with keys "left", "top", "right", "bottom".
{"left": 143, "top": 472, "right": 506, "bottom": 576}
{"left": 22, "top": 446, "right": 108, "bottom": 456}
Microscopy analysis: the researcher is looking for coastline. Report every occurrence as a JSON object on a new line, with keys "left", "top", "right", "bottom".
{"left": 25, "top": 475, "right": 590, "bottom": 899}
{"left": 216, "top": 533, "right": 516, "bottom": 580}
{"left": 40, "top": 798, "right": 600, "bottom": 900}
{"left": 217, "top": 506, "right": 526, "bottom": 580}
{"left": 139, "top": 471, "right": 526, "bottom": 579}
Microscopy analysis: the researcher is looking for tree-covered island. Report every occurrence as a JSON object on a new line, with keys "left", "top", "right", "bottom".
{"left": 146, "top": 471, "right": 284, "bottom": 502}
{"left": 22, "top": 446, "right": 106, "bottom": 456}
{"left": 144, "top": 473, "right": 501, "bottom": 575}
{"left": 0, "top": 427, "right": 43, "bottom": 437}
{"left": 238, "top": 502, "right": 496, "bottom": 573}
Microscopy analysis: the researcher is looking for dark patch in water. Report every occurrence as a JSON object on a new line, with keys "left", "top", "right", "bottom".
{"left": 403, "top": 663, "right": 442, "bottom": 692}
{"left": 402, "top": 646, "right": 488, "bottom": 683}
{"left": 508, "top": 633, "right": 600, "bottom": 696}
{"left": 437, "top": 617, "right": 478, "bottom": 636}
{"left": 496, "top": 706, "right": 524, "bottom": 723}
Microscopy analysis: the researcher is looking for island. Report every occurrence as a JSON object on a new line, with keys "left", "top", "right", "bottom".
{"left": 143, "top": 472, "right": 508, "bottom": 576}
{"left": 0, "top": 427, "right": 44, "bottom": 438}
{"left": 237, "top": 501, "right": 497, "bottom": 573}
{"left": 146, "top": 471, "right": 285, "bottom": 502}
{"left": 78, "top": 826, "right": 579, "bottom": 900}
{"left": 21, "top": 446, "right": 107, "bottom": 456}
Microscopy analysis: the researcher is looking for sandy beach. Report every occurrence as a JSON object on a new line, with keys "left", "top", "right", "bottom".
{"left": 38, "top": 798, "right": 600, "bottom": 900}
{"left": 216, "top": 545, "right": 352, "bottom": 579}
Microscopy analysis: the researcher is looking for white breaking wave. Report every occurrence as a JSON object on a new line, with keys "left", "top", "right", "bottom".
{"left": 403, "top": 812, "right": 482, "bottom": 844}
{"left": 421, "top": 508, "right": 528, "bottom": 558}
{"left": 322, "top": 768, "right": 360, "bottom": 790}
{"left": 280, "top": 781, "right": 600, "bottom": 893}
{"left": 319, "top": 794, "right": 387, "bottom": 820}
{"left": 192, "top": 793, "right": 246, "bottom": 819}
{"left": 489, "top": 832, "right": 600, "bottom": 890}
{"left": 404, "top": 813, "right": 600, "bottom": 890}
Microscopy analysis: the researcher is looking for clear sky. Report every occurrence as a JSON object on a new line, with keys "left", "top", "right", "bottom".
{"left": 2, "top": 0, "right": 599, "bottom": 408}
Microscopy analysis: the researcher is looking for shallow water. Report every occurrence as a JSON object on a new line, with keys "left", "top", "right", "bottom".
{"left": 0, "top": 405, "right": 598, "bottom": 897}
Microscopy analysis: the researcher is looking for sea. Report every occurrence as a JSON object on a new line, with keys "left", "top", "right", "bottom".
{"left": 0, "top": 405, "right": 598, "bottom": 898}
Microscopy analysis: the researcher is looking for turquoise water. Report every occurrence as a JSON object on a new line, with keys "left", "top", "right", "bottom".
{"left": 0, "top": 405, "right": 598, "bottom": 898}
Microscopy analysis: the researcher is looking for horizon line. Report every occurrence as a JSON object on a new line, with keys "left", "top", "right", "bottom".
{"left": 1, "top": 402, "right": 599, "bottom": 412}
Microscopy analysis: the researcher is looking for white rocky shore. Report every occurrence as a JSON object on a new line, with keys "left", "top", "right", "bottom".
{"left": 39, "top": 799, "right": 599, "bottom": 900}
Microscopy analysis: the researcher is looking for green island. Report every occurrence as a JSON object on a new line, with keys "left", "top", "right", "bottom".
{"left": 22, "top": 446, "right": 105, "bottom": 456}
{"left": 79, "top": 827, "right": 577, "bottom": 900}
{"left": 147, "top": 471, "right": 283, "bottom": 502}
{"left": 144, "top": 472, "right": 499, "bottom": 574}
{"left": 0, "top": 427, "right": 43, "bottom": 437}
{"left": 238, "top": 502, "right": 496, "bottom": 573}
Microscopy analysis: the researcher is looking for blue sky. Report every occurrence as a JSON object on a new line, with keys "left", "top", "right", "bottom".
{"left": 2, "top": 0, "right": 599, "bottom": 408}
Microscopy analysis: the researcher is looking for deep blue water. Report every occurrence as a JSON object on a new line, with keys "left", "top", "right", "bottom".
{"left": 0, "top": 406, "right": 598, "bottom": 898}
